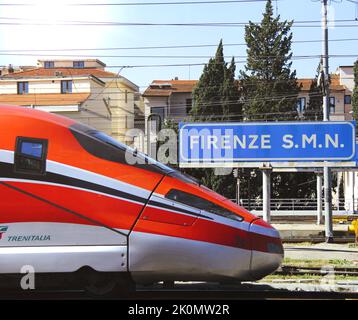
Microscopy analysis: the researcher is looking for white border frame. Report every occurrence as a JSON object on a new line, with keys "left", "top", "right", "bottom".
{"left": 179, "top": 121, "right": 356, "bottom": 163}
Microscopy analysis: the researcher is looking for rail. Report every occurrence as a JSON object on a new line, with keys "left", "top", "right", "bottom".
{"left": 231, "top": 198, "right": 358, "bottom": 214}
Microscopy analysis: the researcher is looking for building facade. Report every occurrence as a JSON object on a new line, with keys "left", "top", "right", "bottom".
{"left": 143, "top": 67, "right": 354, "bottom": 123}
{"left": 0, "top": 59, "right": 139, "bottom": 143}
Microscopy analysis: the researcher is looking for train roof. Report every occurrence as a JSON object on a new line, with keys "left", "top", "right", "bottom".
{"left": 0, "top": 104, "right": 75, "bottom": 128}
{"left": 0, "top": 104, "right": 201, "bottom": 183}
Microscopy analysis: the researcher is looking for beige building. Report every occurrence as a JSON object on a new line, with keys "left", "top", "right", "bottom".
{"left": 142, "top": 79, "right": 196, "bottom": 123}
{"left": 0, "top": 59, "right": 139, "bottom": 143}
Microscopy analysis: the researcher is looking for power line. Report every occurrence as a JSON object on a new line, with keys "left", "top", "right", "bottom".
{"left": 0, "top": 76, "right": 354, "bottom": 90}
{"left": 0, "top": 92, "right": 324, "bottom": 111}
{"left": 0, "top": 53, "right": 354, "bottom": 69}
{"left": 1, "top": 37, "right": 358, "bottom": 53}
{"left": 95, "top": 55, "right": 356, "bottom": 68}
{"left": 0, "top": 16, "right": 357, "bottom": 27}
{"left": 0, "top": 0, "right": 271, "bottom": 6}
{"left": 0, "top": 53, "right": 341, "bottom": 59}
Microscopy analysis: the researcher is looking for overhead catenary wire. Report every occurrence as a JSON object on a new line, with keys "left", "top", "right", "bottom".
{"left": 0, "top": 76, "right": 354, "bottom": 90}
{"left": 0, "top": 37, "right": 358, "bottom": 52}
{"left": 0, "top": 92, "right": 327, "bottom": 111}
{"left": 0, "top": 53, "right": 357, "bottom": 60}
{"left": 0, "top": 0, "right": 272, "bottom": 6}
{"left": 0, "top": 16, "right": 357, "bottom": 27}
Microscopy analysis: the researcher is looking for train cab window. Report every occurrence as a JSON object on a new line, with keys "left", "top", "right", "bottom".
{"left": 165, "top": 189, "right": 243, "bottom": 222}
{"left": 69, "top": 123, "right": 176, "bottom": 175}
{"left": 14, "top": 138, "right": 48, "bottom": 175}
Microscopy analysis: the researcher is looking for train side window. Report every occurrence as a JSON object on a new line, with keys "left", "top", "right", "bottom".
{"left": 14, "top": 137, "right": 48, "bottom": 175}
{"left": 165, "top": 189, "right": 243, "bottom": 222}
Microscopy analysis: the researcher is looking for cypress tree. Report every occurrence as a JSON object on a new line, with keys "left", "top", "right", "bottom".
{"left": 187, "top": 40, "right": 241, "bottom": 198}
{"left": 190, "top": 40, "right": 241, "bottom": 121}
{"left": 240, "top": 0, "right": 299, "bottom": 121}
{"left": 305, "top": 63, "right": 323, "bottom": 120}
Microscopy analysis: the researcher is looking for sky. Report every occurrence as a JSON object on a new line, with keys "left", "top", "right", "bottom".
{"left": 0, "top": 0, "right": 357, "bottom": 92}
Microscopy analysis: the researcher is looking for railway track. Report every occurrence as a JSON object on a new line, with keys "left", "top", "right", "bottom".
{"left": 276, "top": 265, "right": 358, "bottom": 277}
{"left": 0, "top": 281, "right": 357, "bottom": 300}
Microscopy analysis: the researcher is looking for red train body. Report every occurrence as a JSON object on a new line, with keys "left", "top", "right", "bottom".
{"left": 0, "top": 105, "right": 283, "bottom": 292}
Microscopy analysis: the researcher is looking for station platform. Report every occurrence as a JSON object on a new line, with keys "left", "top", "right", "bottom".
{"left": 273, "top": 223, "right": 356, "bottom": 243}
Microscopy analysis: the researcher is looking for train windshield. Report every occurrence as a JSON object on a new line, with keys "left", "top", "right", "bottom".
{"left": 91, "top": 131, "right": 199, "bottom": 185}
{"left": 69, "top": 123, "right": 175, "bottom": 175}
{"left": 92, "top": 130, "right": 176, "bottom": 173}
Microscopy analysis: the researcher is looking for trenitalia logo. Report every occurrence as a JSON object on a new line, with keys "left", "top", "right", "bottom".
{"left": 0, "top": 226, "right": 8, "bottom": 240}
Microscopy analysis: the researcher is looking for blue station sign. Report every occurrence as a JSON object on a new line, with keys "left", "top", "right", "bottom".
{"left": 179, "top": 121, "right": 356, "bottom": 164}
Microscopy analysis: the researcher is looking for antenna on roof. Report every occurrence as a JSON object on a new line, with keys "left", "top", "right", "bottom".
{"left": 8, "top": 64, "right": 14, "bottom": 74}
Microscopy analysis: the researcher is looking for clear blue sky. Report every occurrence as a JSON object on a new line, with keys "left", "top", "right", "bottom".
{"left": 0, "top": 0, "right": 357, "bottom": 91}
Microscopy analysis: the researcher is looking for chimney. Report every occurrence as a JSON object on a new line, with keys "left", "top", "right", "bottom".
{"left": 174, "top": 76, "right": 179, "bottom": 80}
{"left": 8, "top": 64, "right": 14, "bottom": 74}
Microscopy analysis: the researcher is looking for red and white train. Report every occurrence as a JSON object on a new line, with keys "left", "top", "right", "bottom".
{"left": 0, "top": 105, "right": 283, "bottom": 294}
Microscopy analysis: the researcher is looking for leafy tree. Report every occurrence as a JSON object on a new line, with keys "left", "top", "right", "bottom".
{"left": 353, "top": 59, "right": 358, "bottom": 121}
{"left": 240, "top": 0, "right": 299, "bottom": 121}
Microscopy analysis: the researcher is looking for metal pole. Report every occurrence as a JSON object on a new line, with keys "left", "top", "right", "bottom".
{"left": 322, "top": 0, "right": 333, "bottom": 242}
{"left": 236, "top": 177, "right": 240, "bottom": 205}
{"left": 262, "top": 168, "right": 272, "bottom": 223}
{"left": 146, "top": 113, "right": 162, "bottom": 158}
{"left": 248, "top": 171, "right": 251, "bottom": 211}
{"left": 353, "top": 172, "right": 355, "bottom": 213}
{"left": 317, "top": 173, "right": 323, "bottom": 225}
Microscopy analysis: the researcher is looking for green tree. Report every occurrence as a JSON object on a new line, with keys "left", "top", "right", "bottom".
{"left": 190, "top": 40, "right": 242, "bottom": 121}
{"left": 304, "top": 63, "right": 323, "bottom": 120}
{"left": 352, "top": 59, "right": 358, "bottom": 121}
{"left": 240, "top": 0, "right": 299, "bottom": 121}
{"left": 184, "top": 40, "right": 242, "bottom": 198}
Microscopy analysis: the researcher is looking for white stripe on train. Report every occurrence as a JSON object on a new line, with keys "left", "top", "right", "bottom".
{"left": 0, "top": 149, "right": 279, "bottom": 239}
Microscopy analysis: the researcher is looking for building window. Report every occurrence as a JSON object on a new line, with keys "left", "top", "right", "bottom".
{"left": 17, "top": 82, "right": 29, "bottom": 95}
{"left": 61, "top": 80, "right": 73, "bottom": 94}
{"left": 151, "top": 107, "right": 165, "bottom": 121}
{"left": 344, "top": 95, "right": 352, "bottom": 105}
{"left": 296, "top": 97, "right": 306, "bottom": 114}
{"left": 73, "top": 61, "right": 84, "bottom": 68}
{"left": 44, "top": 61, "right": 54, "bottom": 69}
{"left": 125, "top": 90, "right": 128, "bottom": 104}
{"left": 329, "top": 96, "right": 335, "bottom": 113}
{"left": 186, "top": 98, "right": 193, "bottom": 115}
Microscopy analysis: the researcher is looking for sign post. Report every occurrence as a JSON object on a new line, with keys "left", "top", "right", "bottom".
{"left": 316, "top": 172, "right": 323, "bottom": 225}
{"left": 262, "top": 166, "right": 272, "bottom": 223}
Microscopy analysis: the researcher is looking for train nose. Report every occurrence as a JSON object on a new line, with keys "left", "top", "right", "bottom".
{"left": 249, "top": 219, "right": 284, "bottom": 280}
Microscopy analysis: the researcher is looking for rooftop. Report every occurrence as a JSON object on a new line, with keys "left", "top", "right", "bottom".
{"left": 143, "top": 76, "right": 347, "bottom": 97}
{"left": 1, "top": 67, "right": 118, "bottom": 79}
{"left": 143, "top": 80, "right": 198, "bottom": 97}
{"left": 37, "top": 59, "right": 107, "bottom": 67}
{"left": 0, "top": 93, "right": 90, "bottom": 106}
